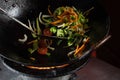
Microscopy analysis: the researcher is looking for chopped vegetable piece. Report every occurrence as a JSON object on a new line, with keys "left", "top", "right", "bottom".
{"left": 57, "top": 29, "right": 64, "bottom": 37}
{"left": 50, "top": 26, "right": 57, "bottom": 33}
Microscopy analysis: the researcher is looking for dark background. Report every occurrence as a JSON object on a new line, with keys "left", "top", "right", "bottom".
{"left": 96, "top": 0, "right": 120, "bottom": 68}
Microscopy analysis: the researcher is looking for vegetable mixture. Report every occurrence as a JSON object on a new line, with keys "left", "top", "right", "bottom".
{"left": 18, "top": 6, "right": 92, "bottom": 59}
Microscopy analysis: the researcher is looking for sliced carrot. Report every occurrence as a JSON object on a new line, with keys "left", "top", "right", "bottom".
{"left": 50, "top": 7, "right": 79, "bottom": 26}
{"left": 75, "top": 45, "right": 79, "bottom": 53}
{"left": 50, "top": 19, "right": 63, "bottom": 25}
{"left": 74, "top": 37, "right": 90, "bottom": 56}
{"left": 74, "top": 44, "right": 85, "bottom": 55}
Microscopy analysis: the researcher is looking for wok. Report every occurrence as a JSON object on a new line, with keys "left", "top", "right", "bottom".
{"left": 0, "top": 0, "right": 110, "bottom": 72}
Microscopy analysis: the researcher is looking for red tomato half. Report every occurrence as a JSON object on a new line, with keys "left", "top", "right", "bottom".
{"left": 37, "top": 47, "right": 48, "bottom": 55}
{"left": 43, "top": 28, "right": 52, "bottom": 36}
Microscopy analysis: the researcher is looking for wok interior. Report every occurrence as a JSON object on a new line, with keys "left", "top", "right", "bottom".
{"left": 0, "top": 0, "right": 109, "bottom": 66}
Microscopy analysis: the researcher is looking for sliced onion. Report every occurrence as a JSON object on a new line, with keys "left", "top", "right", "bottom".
{"left": 18, "top": 34, "right": 28, "bottom": 43}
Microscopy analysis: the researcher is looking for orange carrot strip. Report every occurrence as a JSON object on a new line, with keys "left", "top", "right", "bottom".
{"left": 75, "top": 45, "right": 80, "bottom": 54}
{"left": 74, "top": 37, "right": 90, "bottom": 55}
{"left": 50, "top": 19, "right": 63, "bottom": 25}
{"left": 74, "top": 44, "right": 85, "bottom": 55}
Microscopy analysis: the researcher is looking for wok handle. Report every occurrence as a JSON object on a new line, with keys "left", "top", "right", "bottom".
{"left": 94, "top": 35, "right": 111, "bottom": 50}
{"left": 76, "top": 35, "right": 111, "bottom": 60}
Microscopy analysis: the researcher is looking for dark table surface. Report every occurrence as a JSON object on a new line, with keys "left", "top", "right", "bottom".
{"left": 76, "top": 57, "right": 120, "bottom": 80}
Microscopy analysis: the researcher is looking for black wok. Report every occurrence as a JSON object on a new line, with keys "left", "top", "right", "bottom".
{"left": 0, "top": 0, "right": 110, "bottom": 72}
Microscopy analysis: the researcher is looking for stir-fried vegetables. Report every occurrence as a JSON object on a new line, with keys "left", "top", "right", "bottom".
{"left": 43, "top": 6, "right": 89, "bottom": 47}
{"left": 18, "top": 6, "right": 93, "bottom": 59}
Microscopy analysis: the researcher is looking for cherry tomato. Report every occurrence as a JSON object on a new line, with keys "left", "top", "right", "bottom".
{"left": 43, "top": 28, "right": 52, "bottom": 36}
{"left": 37, "top": 47, "right": 48, "bottom": 55}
